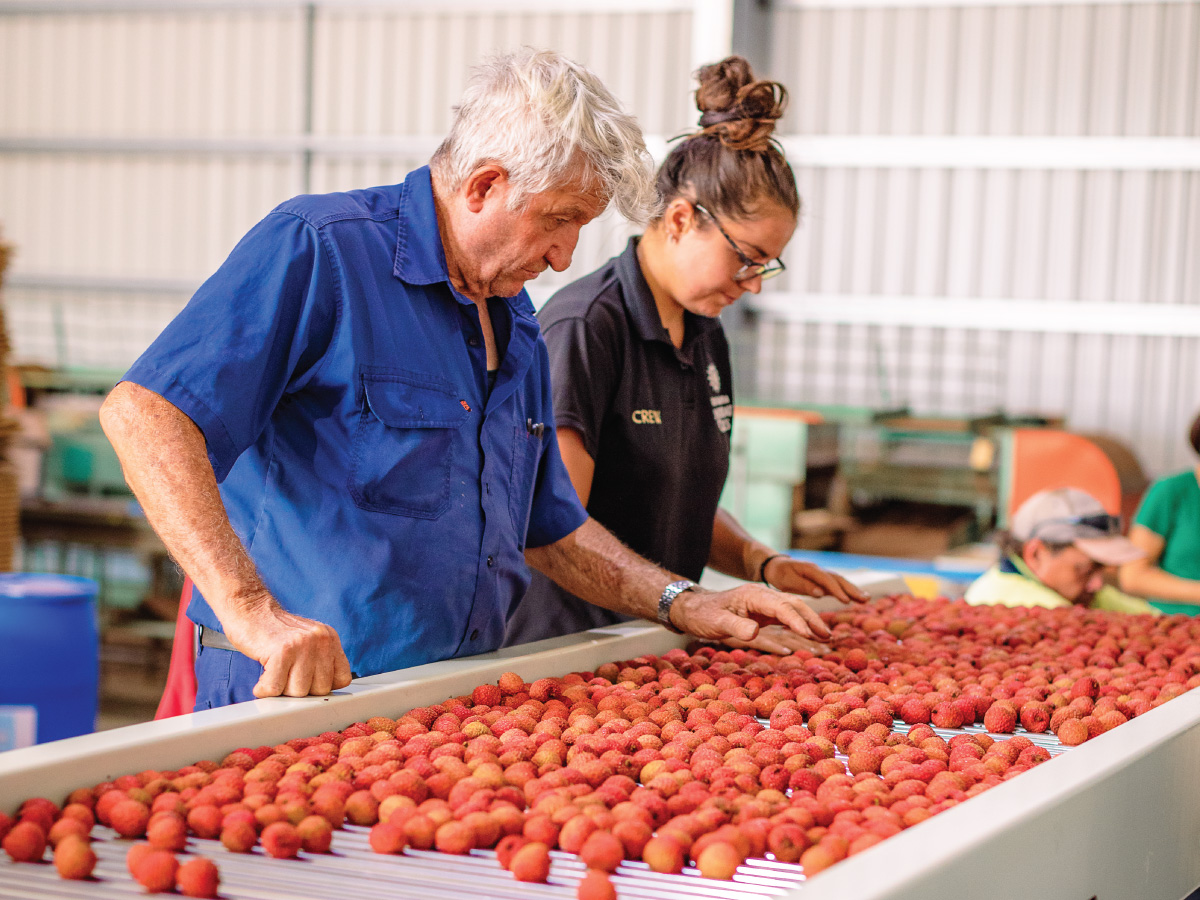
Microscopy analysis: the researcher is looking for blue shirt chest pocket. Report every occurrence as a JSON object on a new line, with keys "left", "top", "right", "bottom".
{"left": 350, "top": 371, "right": 468, "bottom": 518}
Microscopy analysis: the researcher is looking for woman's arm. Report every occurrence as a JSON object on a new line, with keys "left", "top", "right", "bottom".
{"left": 1118, "top": 524, "right": 1200, "bottom": 603}
{"left": 555, "top": 427, "right": 595, "bottom": 507}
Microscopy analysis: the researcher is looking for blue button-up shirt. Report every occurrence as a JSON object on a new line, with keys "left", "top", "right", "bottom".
{"left": 123, "top": 166, "right": 587, "bottom": 677}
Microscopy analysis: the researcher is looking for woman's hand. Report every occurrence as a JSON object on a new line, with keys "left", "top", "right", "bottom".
{"left": 762, "top": 556, "right": 869, "bottom": 605}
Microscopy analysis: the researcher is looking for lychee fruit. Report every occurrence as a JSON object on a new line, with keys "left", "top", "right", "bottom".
{"left": 983, "top": 703, "right": 1017, "bottom": 733}
{"left": 220, "top": 819, "right": 258, "bottom": 853}
{"left": 176, "top": 856, "right": 220, "bottom": 898}
{"left": 186, "top": 806, "right": 223, "bottom": 840}
{"left": 402, "top": 813, "right": 437, "bottom": 850}
{"left": 579, "top": 829, "right": 623, "bottom": 872}
{"left": 473, "top": 684, "right": 502, "bottom": 707}
{"left": 297, "top": 815, "right": 333, "bottom": 853}
{"left": 127, "top": 842, "right": 155, "bottom": 875}
{"left": 696, "top": 840, "right": 742, "bottom": 880}
{"left": 800, "top": 843, "right": 839, "bottom": 876}
{"left": 53, "top": 834, "right": 96, "bottom": 880}
{"left": 260, "top": 822, "right": 302, "bottom": 859}
{"left": 47, "top": 816, "right": 90, "bottom": 847}
{"left": 435, "top": 820, "right": 475, "bottom": 855}
{"left": 132, "top": 848, "right": 179, "bottom": 893}
{"left": 2, "top": 821, "right": 46, "bottom": 863}
{"left": 147, "top": 814, "right": 188, "bottom": 852}
{"left": 509, "top": 841, "right": 552, "bottom": 883}
{"left": 577, "top": 868, "right": 618, "bottom": 900}
{"left": 642, "top": 835, "right": 685, "bottom": 874}
{"left": 498, "top": 672, "right": 525, "bottom": 696}
{"left": 495, "top": 833, "right": 529, "bottom": 870}
{"left": 110, "top": 798, "right": 152, "bottom": 838}
{"left": 1056, "top": 719, "right": 1089, "bottom": 746}
{"left": 369, "top": 821, "right": 407, "bottom": 855}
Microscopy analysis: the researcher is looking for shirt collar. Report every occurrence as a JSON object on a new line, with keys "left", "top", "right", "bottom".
{"left": 392, "top": 165, "right": 536, "bottom": 319}
{"left": 393, "top": 165, "right": 451, "bottom": 288}
{"left": 616, "top": 237, "right": 721, "bottom": 360}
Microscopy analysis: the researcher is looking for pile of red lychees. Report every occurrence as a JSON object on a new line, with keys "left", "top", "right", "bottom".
{"left": 3, "top": 595, "right": 1197, "bottom": 897}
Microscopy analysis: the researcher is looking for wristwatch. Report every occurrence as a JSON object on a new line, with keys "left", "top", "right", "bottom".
{"left": 657, "top": 579, "right": 696, "bottom": 633}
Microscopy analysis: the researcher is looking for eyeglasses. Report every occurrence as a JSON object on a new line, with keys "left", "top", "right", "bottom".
{"left": 1031, "top": 513, "right": 1121, "bottom": 539}
{"left": 692, "top": 203, "right": 786, "bottom": 283}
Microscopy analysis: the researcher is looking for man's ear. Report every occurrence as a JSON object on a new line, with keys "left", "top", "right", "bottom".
{"left": 1022, "top": 539, "right": 1046, "bottom": 571}
{"left": 462, "top": 165, "right": 508, "bottom": 213}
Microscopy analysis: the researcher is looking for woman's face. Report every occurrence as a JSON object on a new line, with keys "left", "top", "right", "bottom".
{"left": 665, "top": 200, "right": 796, "bottom": 318}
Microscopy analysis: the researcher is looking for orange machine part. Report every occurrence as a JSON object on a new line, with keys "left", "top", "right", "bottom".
{"left": 1007, "top": 428, "right": 1122, "bottom": 518}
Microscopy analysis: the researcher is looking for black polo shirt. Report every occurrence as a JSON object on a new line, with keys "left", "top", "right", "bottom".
{"left": 504, "top": 237, "right": 733, "bottom": 646}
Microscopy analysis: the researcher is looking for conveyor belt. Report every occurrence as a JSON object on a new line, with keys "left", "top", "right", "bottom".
{"left": 0, "top": 716, "right": 1070, "bottom": 900}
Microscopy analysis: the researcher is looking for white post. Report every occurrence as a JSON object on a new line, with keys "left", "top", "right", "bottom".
{"left": 691, "top": 0, "right": 735, "bottom": 72}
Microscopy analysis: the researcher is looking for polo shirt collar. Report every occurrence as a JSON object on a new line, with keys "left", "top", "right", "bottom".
{"left": 392, "top": 165, "right": 538, "bottom": 320}
{"left": 616, "top": 237, "right": 721, "bottom": 362}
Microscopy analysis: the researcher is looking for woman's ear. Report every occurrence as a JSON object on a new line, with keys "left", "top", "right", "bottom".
{"left": 663, "top": 198, "right": 697, "bottom": 243}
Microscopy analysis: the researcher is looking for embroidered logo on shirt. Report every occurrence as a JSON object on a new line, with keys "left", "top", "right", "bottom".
{"left": 460, "top": 400, "right": 471, "bottom": 412}
{"left": 707, "top": 363, "right": 721, "bottom": 394}
{"left": 632, "top": 409, "right": 663, "bottom": 425}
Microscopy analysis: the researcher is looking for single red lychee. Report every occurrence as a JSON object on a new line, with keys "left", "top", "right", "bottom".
{"left": 176, "top": 856, "right": 220, "bottom": 898}
{"left": 53, "top": 834, "right": 96, "bottom": 880}
{"left": 2, "top": 821, "right": 46, "bottom": 863}
{"left": 509, "top": 841, "right": 552, "bottom": 883}
{"left": 261, "top": 821, "right": 301, "bottom": 859}
{"left": 576, "top": 868, "right": 618, "bottom": 900}
{"left": 132, "top": 849, "right": 179, "bottom": 893}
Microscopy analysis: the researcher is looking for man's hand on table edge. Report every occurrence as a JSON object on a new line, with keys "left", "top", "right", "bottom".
{"left": 220, "top": 592, "right": 353, "bottom": 699}
{"left": 668, "top": 583, "right": 833, "bottom": 645}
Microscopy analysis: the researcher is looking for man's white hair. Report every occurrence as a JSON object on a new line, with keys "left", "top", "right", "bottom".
{"left": 432, "top": 48, "right": 657, "bottom": 225}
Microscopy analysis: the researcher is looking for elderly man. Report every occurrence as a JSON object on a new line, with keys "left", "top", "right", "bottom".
{"left": 965, "top": 487, "right": 1155, "bottom": 614}
{"left": 101, "top": 50, "right": 856, "bottom": 710}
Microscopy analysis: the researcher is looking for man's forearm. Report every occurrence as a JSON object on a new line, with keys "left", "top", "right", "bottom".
{"left": 525, "top": 517, "right": 674, "bottom": 622}
{"left": 100, "top": 381, "right": 271, "bottom": 622}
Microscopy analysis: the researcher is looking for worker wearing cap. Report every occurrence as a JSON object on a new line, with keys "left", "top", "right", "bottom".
{"left": 965, "top": 487, "right": 1156, "bottom": 614}
{"left": 99, "top": 50, "right": 838, "bottom": 710}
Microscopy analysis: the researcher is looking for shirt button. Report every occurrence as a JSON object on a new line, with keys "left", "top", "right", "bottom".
{"left": 486, "top": 483, "right": 491, "bottom": 495}
{"left": 468, "top": 336, "right": 481, "bottom": 347}
{"left": 470, "top": 628, "right": 479, "bottom": 641}
{"left": 487, "top": 555, "right": 494, "bottom": 567}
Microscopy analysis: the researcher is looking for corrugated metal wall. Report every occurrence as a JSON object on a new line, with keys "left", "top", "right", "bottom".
{"left": 2, "top": 0, "right": 1197, "bottom": 477}
{"left": 754, "top": 0, "right": 1200, "bottom": 476}
{"left": 0, "top": 1, "right": 694, "bottom": 369}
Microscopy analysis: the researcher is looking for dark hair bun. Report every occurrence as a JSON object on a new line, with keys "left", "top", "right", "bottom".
{"left": 694, "top": 56, "right": 787, "bottom": 152}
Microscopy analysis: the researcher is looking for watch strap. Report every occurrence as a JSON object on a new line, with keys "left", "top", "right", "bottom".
{"left": 657, "top": 579, "right": 695, "bottom": 633}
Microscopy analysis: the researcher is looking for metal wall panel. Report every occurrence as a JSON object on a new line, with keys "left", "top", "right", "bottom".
{"left": 756, "top": 2, "right": 1200, "bottom": 478}
{"left": 0, "top": 3, "right": 694, "bottom": 376}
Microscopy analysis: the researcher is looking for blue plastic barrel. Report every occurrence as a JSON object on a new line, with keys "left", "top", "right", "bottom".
{"left": 0, "top": 574, "right": 99, "bottom": 744}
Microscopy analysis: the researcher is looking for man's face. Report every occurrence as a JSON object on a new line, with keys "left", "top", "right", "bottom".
{"left": 458, "top": 166, "right": 608, "bottom": 299}
{"left": 1025, "top": 540, "right": 1106, "bottom": 604}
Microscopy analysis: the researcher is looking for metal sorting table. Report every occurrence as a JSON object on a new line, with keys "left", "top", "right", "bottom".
{"left": 2, "top": 612, "right": 1200, "bottom": 900}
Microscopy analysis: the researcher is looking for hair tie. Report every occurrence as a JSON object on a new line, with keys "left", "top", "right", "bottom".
{"left": 698, "top": 107, "right": 745, "bottom": 128}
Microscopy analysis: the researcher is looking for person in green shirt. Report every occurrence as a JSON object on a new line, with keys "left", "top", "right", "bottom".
{"left": 966, "top": 487, "right": 1156, "bottom": 615}
{"left": 1119, "top": 413, "right": 1200, "bottom": 615}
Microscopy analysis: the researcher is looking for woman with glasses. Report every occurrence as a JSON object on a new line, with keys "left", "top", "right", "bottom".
{"left": 1118, "top": 412, "right": 1200, "bottom": 614}
{"left": 504, "top": 57, "right": 865, "bottom": 652}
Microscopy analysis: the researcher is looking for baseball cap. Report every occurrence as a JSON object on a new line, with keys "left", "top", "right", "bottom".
{"left": 1011, "top": 488, "right": 1144, "bottom": 566}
